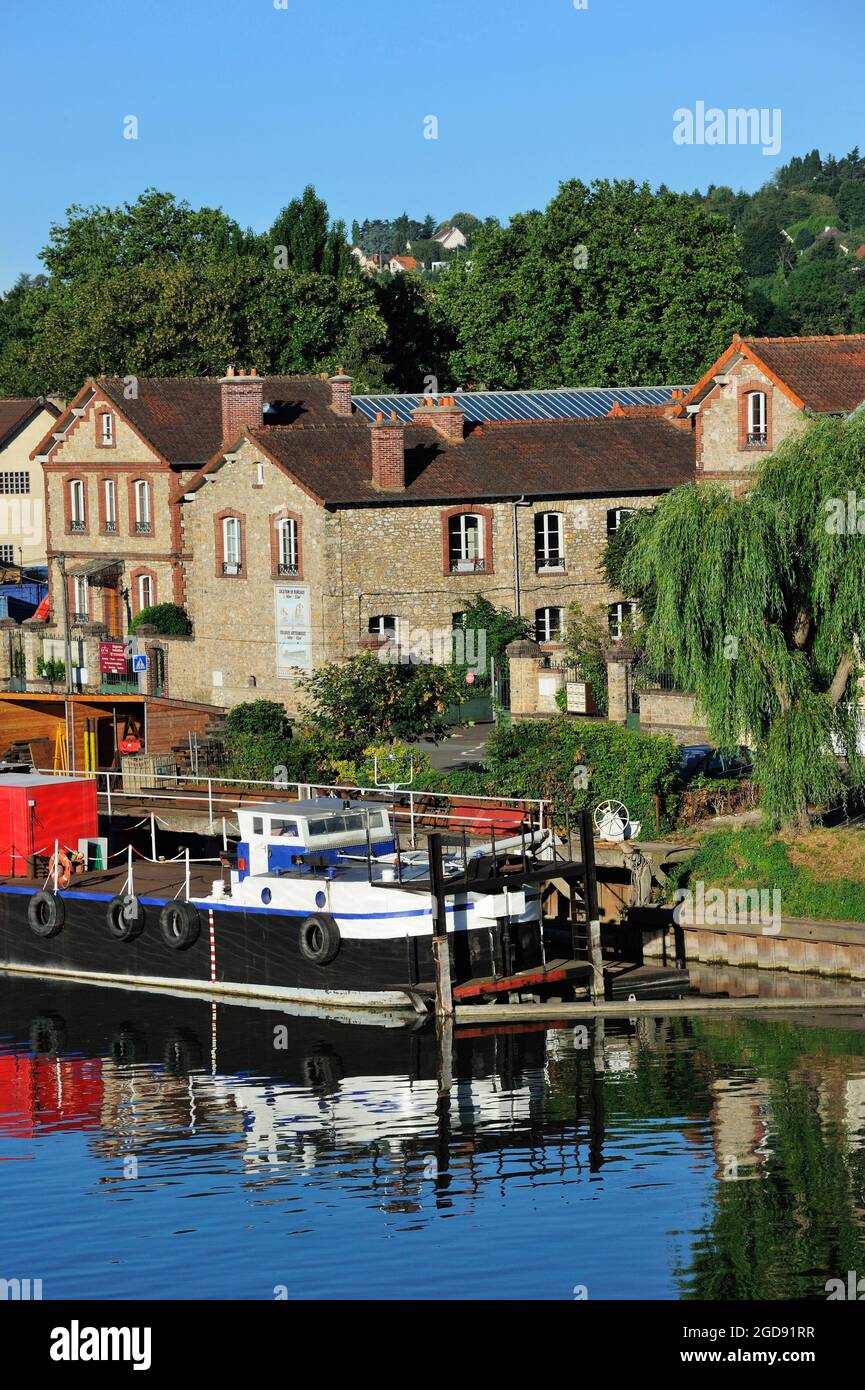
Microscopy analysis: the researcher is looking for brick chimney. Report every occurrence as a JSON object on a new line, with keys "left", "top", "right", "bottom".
{"left": 220, "top": 366, "right": 264, "bottom": 441}
{"left": 411, "top": 395, "right": 465, "bottom": 443}
{"left": 329, "top": 367, "right": 353, "bottom": 416}
{"left": 370, "top": 411, "right": 405, "bottom": 490}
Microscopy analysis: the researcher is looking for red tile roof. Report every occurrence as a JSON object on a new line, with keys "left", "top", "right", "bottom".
{"left": 230, "top": 414, "right": 695, "bottom": 506}
{"left": 680, "top": 334, "right": 865, "bottom": 416}
{"left": 96, "top": 375, "right": 336, "bottom": 464}
{"left": 739, "top": 336, "right": 865, "bottom": 413}
{"left": 0, "top": 397, "right": 58, "bottom": 450}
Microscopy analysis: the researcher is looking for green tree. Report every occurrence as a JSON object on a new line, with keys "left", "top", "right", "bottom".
{"left": 436, "top": 179, "right": 749, "bottom": 389}
{"left": 454, "top": 596, "right": 529, "bottom": 690}
{"left": 301, "top": 652, "right": 465, "bottom": 759}
{"left": 269, "top": 185, "right": 332, "bottom": 273}
{"left": 777, "top": 241, "right": 858, "bottom": 334}
{"left": 561, "top": 600, "right": 612, "bottom": 715}
{"left": 612, "top": 413, "right": 865, "bottom": 828}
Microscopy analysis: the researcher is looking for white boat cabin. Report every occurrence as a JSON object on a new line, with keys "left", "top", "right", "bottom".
{"left": 235, "top": 798, "right": 396, "bottom": 880}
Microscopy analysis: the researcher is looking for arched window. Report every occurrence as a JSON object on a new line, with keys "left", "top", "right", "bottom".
{"left": 223, "top": 516, "right": 242, "bottom": 573}
{"left": 278, "top": 517, "right": 299, "bottom": 576}
{"left": 69, "top": 479, "right": 86, "bottom": 531}
{"left": 134, "top": 480, "right": 152, "bottom": 533}
{"left": 138, "top": 573, "right": 154, "bottom": 612}
{"left": 448, "top": 512, "right": 484, "bottom": 571}
{"left": 535, "top": 606, "right": 564, "bottom": 643}
{"left": 535, "top": 512, "right": 564, "bottom": 571}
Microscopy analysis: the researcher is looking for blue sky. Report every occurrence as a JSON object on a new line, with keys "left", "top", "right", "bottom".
{"left": 1, "top": 0, "right": 863, "bottom": 291}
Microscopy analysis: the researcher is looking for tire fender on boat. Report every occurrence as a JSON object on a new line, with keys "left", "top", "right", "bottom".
{"left": 299, "top": 913, "right": 341, "bottom": 965}
{"left": 27, "top": 890, "right": 65, "bottom": 938}
{"left": 107, "top": 894, "right": 145, "bottom": 942}
{"left": 159, "top": 901, "right": 200, "bottom": 951}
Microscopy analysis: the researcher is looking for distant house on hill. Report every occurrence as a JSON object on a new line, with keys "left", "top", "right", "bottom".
{"left": 388, "top": 255, "right": 418, "bottom": 274}
{"left": 432, "top": 225, "right": 468, "bottom": 251}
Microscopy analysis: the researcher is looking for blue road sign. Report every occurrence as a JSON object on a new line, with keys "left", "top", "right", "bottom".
{"left": 132, "top": 654, "right": 148, "bottom": 673}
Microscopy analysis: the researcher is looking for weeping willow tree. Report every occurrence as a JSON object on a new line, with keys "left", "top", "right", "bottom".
{"left": 606, "top": 411, "right": 865, "bottom": 828}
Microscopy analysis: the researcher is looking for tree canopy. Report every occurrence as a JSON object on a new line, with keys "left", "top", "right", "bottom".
{"left": 435, "top": 179, "right": 749, "bottom": 388}
{"left": 607, "top": 415, "right": 865, "bottom": 827}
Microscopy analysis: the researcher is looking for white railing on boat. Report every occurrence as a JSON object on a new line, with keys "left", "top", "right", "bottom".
{"left": 31, "top": 768, "right": 546, "bottom": 849}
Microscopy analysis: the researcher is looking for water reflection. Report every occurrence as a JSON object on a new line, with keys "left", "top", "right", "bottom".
{"left": 1, "top": 978, "right": 865, "bottom": 1299}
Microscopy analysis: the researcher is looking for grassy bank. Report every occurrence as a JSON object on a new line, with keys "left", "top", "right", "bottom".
{"left": 667, "top": 826, "right": 865, "bottom": 924}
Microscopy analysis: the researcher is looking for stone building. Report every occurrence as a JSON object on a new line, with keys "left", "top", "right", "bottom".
{"left": 0, "top": 396, "right": 62, "bottom": 568}
{"left": 675, "top": 333, "right": 865, "bottom": 491}
{"left": 176, "top": 375, "right": 694, "bottom": 712}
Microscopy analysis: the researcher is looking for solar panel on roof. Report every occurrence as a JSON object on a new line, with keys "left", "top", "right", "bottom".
{"left": 353, "top": 385, "right": 692, "bottom": 424}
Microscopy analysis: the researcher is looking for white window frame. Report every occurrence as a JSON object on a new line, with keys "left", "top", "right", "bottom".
{"left": 138, "top": 573, "right": 153, "bottom": 612}
{"left": 100, "top": 412, "right": 114, "bottom": 445}
{"left": 72, "top": 575, "right": 89, "bottom": 620}
{"left": 0, "top": 544, "right": 15, "bottom": 564}
{"left": 609, "top": 601, "right": 636, "bottom": 643}
{"left": 535, "top": 512, "right": 564, "bottom": 570}
{"left": 104, "top": 478, "right": 117, "bottom": 530}
{"left": 223, "top": 516, "right": 242, "bottom": 572}
{"left": 278, "top": 517, "right": 299, "bottom": 574}
{"left": 368, "top": 615, "right": 399, "bottom": 642}
{"left": 535, "top": 606, "right": 564, "bottom": 643}
{"left": 134, "top": 479, "right": 151, "bottom": 531}
{"left": 607, "top": 506, "right": 636, "bottom": 535}
{"left": 747, "top": 391, "right": 767, "bottom": 442}
{"left": 69, "top": 479, "right": 85, "bottom": 527}
{"left": 449, "top": 513, "right": 484, "bottom": 571}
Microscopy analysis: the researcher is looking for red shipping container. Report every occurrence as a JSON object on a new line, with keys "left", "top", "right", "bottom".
{"left": 0, "top": 774, "right": 98, "bottom": 876}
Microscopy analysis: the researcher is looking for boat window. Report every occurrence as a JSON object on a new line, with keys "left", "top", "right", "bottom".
{"left": 252, "top": 817, "right": 264, "bottom": 835}
{"left": 270, "top": 819, "right": 298, "bottom": 837}
{"left": 307, "top": 812, "right": 373, "bottom": 838}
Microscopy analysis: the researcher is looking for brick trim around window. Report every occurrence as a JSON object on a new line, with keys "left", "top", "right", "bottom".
{"left": 63, "top": 474, "right": 88, "bottom": 535}
{"left": 737, "top": 381, "right": 773, "bottom": 451}
{"left": 127, "top": 476, "right": 154, "bottom": 536}
{"left": 97, "top": 473, "right": 119, "bottom": 534}
{"left": 441, "top": 504, "right": 494, "bottom": 575}
{"left": 214, "top": 509, "right": 247, "bottom": 578}
{"left": 95, "top": 409, "right": 116, "bottom": 449}
{"left": 269, "top": 508, "right": 303, "bottom": 580}
{"left": 130, "top": 566, "right": 157, "bottom": 616}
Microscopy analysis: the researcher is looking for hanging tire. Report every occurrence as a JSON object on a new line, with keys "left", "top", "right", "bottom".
{"left": 27, "top": 890, "right": 65, "bottom": 938}
{"left": 299, "top": 913, "right": 340, "bottom": 965}
{"left": 107, "top": 895, "right": 145, "bottom": 942}
{"left": 159, "top": 902, "right": 200, "bottom": 951}
{"left": 30, "top": 1012, "right": 68, "bottom": 1057}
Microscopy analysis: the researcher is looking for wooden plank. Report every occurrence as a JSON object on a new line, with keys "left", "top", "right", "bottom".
{"left": 452, "top": 958, "right": 593, "bottom": 1000}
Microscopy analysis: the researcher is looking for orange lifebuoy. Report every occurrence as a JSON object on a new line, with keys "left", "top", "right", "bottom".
{"left": 49, "top": 850, "right": 73, "bottom": 889}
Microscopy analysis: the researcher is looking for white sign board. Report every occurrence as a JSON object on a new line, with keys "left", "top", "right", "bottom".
{"left": 275, "top": 583, "right": 312, "bottom": 676}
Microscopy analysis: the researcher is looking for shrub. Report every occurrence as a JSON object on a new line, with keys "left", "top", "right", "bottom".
{"left": 224, "top": 699, "right": 293, "bottom": 782}
{"left": 483, "top": 717, "right": 681, "bottom": 833}
{"left": 330, "top": 742, "right": 432, "bottom": 788}
{"left": 130, "top": 602, "right": 190, "bottom": 635}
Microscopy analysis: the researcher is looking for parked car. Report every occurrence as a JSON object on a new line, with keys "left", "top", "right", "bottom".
{"left": 679, "top": 744, "right": 754, "bottom": 782}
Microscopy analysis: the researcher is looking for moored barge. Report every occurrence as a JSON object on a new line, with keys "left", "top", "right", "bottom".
{"left": 0, "top": 790, "right": 600, "bottom": 1013}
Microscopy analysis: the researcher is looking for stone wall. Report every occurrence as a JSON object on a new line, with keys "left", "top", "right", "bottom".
{"left": 697, "top": 360, "right": 806, "bottom": 486}
{"left": 639, "top": 688, "right": 709, "bottom": 743}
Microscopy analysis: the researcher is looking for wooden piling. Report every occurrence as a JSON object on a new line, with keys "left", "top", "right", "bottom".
{"left": 579, "top": 808, "right": 604, "bottom": 1001}
{"left": 427, "top": 832, "right": 454, "bottom": 1017}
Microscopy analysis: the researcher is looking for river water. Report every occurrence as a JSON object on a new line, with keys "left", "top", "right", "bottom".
{"left": 1, "top": 976, "right": 864, "bottom": 1301}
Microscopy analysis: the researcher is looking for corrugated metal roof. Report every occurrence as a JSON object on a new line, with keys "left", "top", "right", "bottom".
{"left": 354, "top": 385, "right": 692, "bottom": 424}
